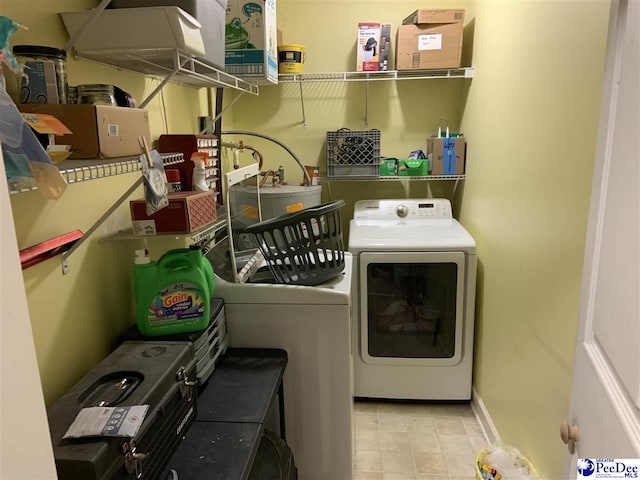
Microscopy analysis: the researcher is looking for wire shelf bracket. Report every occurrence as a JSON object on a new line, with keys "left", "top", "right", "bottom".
{"left": 60, "top": 153, "right": 184, "bottom": 274}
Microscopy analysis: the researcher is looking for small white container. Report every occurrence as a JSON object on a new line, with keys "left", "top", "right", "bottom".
{"left": 60, "top": 6, "right": 205, "bottom": 58}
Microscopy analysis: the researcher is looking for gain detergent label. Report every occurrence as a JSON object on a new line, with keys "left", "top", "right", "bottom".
{"left": 148, "top": 283, "right": 205, "bottom": 324}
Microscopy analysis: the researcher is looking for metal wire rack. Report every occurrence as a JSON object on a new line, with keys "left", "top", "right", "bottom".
{"left": 8, "top": 152, "right": 183, "bottom": 195}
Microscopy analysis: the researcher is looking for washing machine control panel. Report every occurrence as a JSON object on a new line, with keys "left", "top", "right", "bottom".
{"left": 354, "top": 199, "right": 452, "bottom": 220}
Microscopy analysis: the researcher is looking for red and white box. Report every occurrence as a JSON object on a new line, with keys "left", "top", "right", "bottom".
{"left": 357, "top": 22, "right": 381, "bottom": 72}
{"left": 130, "top": 191, "right": 216, "bottom": 236}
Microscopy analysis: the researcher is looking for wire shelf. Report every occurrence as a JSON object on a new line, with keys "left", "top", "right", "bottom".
{"left": 75, "top": 50, "right": 259, "bottom": 95}
{"left": 278, "top": 67, "right": 474, "bottom": 83}
{"left": 8, "top": 152, "right": 184, "bottom": 195}
{"left": 320, "top": 175, "right": 466, "bottom": 182}
{"left": 103, "top": 207, "right": 227, "bottom": 245}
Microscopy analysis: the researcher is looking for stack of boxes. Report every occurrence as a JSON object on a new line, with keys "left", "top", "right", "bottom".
{"left": 378, "top": 137, "right": 466, "bottom": 177}
{"left": 352, "top": 10, "right": 467, "bottom": 176}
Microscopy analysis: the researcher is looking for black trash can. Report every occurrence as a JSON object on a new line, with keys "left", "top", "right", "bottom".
{"left": 248, "top": 430, "right": 297, "bottom": 480}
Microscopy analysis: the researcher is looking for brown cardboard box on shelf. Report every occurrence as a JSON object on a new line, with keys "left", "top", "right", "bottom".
{"left": 130, "top": 191, "right": 217, "bottom": 236}
{"left": 402, "top": 9, "right": 465, "bottom": 25}
{"left": 18, "top": 104, "right": 150, "bottom": 159}
{"left": 426, "top": 136, "right": 466, "bottom": 175}
{"left": 396, "top": 8, "right": 464, "bottom": 70}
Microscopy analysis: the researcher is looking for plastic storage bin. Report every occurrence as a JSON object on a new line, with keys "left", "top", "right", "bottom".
{"left": 60, "top": 7, "right": 205, "bottom": 58}
{"left": 326, "top": 128, "right": 381, "bottom": 177}
{"left": 243, "top": 200, "right": 346, "bottom": 286}
{"left": 108, "top": 0, "right": 226, "bottom": 69}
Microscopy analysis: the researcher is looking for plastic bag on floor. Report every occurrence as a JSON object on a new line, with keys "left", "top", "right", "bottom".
{"left": 477, "top": 444, "right": 540, "bottom": 480}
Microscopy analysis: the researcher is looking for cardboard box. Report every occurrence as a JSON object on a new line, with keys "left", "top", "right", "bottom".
{"left": 357, "top": 23, "right": 381, "bottom": 72}
{"left": 379, "top": 24, "right": 391, "bottom": 71}
{"left": 427, "top": 137, "right": 466, "bottom": 175}
{"left": 396, "top": 8, "right": 464, "bottom": 70}
{"left": 398, "top": 159, "right": 428, "bottom": 176}
{"left": 225, "top": 0, "right": 278, "bottom": 84}
{"left": 396, "top": 22, "right": 463, "bottom": 70}
{"left": 402, "top": 9, "right": 465, "bottom": 25}
{"left": 130, "top": 191, "right": 217, "bottom": 236}
{"left": 18, "top": 104, "right": 151, "bottom": 159}
{"left": 379, "top": 158, "right": 398, "bottom": 176}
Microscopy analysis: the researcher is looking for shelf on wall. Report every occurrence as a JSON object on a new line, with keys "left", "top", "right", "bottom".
{"left": 103, "top": 211, "right": 227, "bottom": 246}
{"left": 277, "top": 67, "right": 474, "bottom": 128}
{"left": 8, "top": 152, "right": 184, "bottom": 195}
{"left": 278, "top": 67, "right": 474, "bottom": 83}
{"left": 322, "top": 175, "right": 466, "bottom": 199}
{"left": 321, "top": 175, "right": 465, "bottom": 182}
{"left": 61, "top": 0, "right": 259, "bottom": 106}
{"left": 7, "top": 150, "right": 186, "bottom": 274}
{"left": 75, "top": 50, "right": 259, "bottom": 106}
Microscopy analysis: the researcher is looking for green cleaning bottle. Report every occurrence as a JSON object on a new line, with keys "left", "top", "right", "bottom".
{"left": 133, "top": 246, "right": 215, "bottom": 336}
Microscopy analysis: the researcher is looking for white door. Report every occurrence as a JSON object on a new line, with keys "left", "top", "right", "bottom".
{"left": 564, "top": 0, "right": 640, "bottom": 476}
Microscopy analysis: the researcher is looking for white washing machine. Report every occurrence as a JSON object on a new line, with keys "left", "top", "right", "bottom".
{"left": 211, "top": 263, "right": 354, "bottom": 480}
{"left": 349, "top": 198, "right": 477, "bottom": 400}
{"left": 204, "top": 164, "right": 354, "bottom": 480}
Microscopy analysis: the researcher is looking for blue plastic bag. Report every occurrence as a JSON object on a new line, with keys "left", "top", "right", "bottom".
{"left": 0, "top": 16, "right": 66, "bottom": 198}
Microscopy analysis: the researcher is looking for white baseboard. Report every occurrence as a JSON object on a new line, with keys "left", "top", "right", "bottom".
{"left": 471, "top": 388, "right": 501, "bottom": 444}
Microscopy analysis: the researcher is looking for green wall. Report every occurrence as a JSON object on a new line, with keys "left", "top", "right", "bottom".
{"left": 458, "top": 0, "right": 610, "bottom": 476}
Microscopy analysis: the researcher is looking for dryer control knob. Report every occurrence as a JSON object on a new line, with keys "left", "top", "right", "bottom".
{"left": 396, "top": 205, "right": 408, "bottom": 218}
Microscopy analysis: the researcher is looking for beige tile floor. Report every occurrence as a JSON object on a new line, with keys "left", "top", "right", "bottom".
{"left": 353, "top": 400, "right": 490, "bottom": 480}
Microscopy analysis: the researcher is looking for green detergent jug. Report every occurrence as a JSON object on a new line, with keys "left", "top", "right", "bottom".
{"left": 133, "top": 246, "right": 215, "bottom": 336}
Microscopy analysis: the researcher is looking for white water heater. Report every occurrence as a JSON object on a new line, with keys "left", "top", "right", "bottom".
{"left": 230, "top": 184, "right": 322, "bottom": 220}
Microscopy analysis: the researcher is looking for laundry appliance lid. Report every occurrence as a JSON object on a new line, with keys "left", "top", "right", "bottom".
{"left": 348, "top": 198, "right": 476, "bottom": 253}
{"left": 212, "top": 253, "right": 353, "bottom": 305}
{"left": 348, "top": 219, "right": 476, "bottom": 253}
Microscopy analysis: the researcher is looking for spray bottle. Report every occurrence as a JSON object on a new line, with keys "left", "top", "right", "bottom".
{"left": 191, "top": 151, "right": 209, "bottom": 192}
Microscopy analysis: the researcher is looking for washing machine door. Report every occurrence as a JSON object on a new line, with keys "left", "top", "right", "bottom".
{"left": 358, "top": 251, "right": 465, "bottom": 366}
